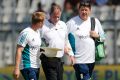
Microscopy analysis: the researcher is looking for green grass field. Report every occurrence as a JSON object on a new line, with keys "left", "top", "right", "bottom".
{"left": 0, "top": 65, "right": 120, "bottom": 80}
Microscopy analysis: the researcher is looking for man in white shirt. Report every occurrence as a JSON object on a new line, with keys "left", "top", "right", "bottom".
{"left": 40, "top": 4, "right": 74, "bottom": 80}
{"left": 13, "top": 12, "right": 45, "bottom": 80}
{"left": 66, "top": 0, "right": 105, "bottom": 80}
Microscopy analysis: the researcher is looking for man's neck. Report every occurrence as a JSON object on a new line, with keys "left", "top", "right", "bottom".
{"left": 31, "top": 25, "right": 37, "bottom": 31}
{"left": 48, "top": 19, "right": 58, "bottom": 25}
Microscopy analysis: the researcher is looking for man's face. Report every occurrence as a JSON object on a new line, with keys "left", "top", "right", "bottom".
{"left": 79, "top": 6, "right": 91, "bottom": 21}
{"left": 51, "top": 9, "right": 61, "bottom": 24}
{"left": 36, "top": 21, "right": 44, "bottom": 29}
{"left": 38, "top": 22, "right": 44, "bottom": 28}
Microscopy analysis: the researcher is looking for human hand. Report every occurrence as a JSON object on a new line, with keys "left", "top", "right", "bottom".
{"left": 90, "top": 31, "right": 99, "bottom": 38}
{"left": 69, "top": 56, "right": 75, "bottom": 65}
{"left": 13, "top": 68, "right": 20, "bottom": 80}
{"left": 64, "top": 47, "right": 71, "bottom": 54}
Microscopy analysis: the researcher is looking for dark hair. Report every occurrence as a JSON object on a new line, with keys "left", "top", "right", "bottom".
{"left": 79, "top": 0, "right": 91, "bottom": 8}
{"left": 50, "top": 4, "right": 61, "bottom": 15}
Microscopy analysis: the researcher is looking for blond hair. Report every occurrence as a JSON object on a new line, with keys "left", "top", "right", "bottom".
{"left": 32, "top": 12, "right": 45, "bottom": 24}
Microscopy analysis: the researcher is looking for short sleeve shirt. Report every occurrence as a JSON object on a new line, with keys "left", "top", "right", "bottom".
{"left": 17, "top": 27, "right": 41, "bottom": 69}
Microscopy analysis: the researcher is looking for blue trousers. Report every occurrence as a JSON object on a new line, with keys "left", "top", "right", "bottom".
{"left": 20, "top": 68, "right": 40, "bottom": 80}
{"left": 73, "top": 63, "right": 95, "bottom": 80}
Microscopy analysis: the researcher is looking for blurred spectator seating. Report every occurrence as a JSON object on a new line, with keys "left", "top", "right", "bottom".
{"left": 99, "top": 6, "right": 114, "bottom": 21}
{"left": 91, "top": 6, "right": 114, "bottom": 21}
{"left": 96, "top": 0, "right": 108, "bottom": 6}
{"left": 0, "top": 41, "right": 4, "bottom": 67}
{"left": 102, "top": 21, "right": 115, "bottom": 30}
{"left": 91, "top": 6, "right": 100, "bottom": 19}
{"left": 2, "top": 0, "right": 16, "bottom": 23}
{"left": 4, "top": 34, "right": 13, "bottom": 65}
{"left": 0, "top": 7, "right": 2, "bottom": 22}
{"left": 114, "top": 5, "right": 120, "bottom": 21}
{"left": 29, "top": 0, "right": 40, "bottom": 14}
{"left": 116, "top": 21, "right": 120, "bottom": 29}
{"left": 0, "top": 1, "right": 120, "bottom": 23}
{"left": 117, "top": 32, "right": 120, "bottom": 46}
{"left": 116, "top": 21, "right": 120, "bottom": 46}
{"left": 104, "top": 31, "right": 114, "bottom": 64}
{"left": 15, "top": 0, "right": 30, "bottom": 23}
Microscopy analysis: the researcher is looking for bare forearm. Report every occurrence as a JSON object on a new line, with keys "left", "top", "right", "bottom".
{"left": 15, "top": 52, "right": 21, "bottom": 69}
{"left": 14, "top": 46, "right": 23, "bottom": 69}
{"left": 13, "top": 45, "right": 23, "bottom": 79}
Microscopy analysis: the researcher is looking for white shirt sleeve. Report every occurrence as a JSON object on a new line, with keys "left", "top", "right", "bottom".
{"left": 65, "top": 21, "right": 74, "bottom": 56}
{"left": 17, "top": 32, "right": 28, "bottom": 47}
{"left": 95, "top": 18, "right": 106, "bottom": 41}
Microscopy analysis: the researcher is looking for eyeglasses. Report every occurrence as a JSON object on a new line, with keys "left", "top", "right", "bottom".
{"left": 80, "top": 1, "right": 91, "bottom": 7}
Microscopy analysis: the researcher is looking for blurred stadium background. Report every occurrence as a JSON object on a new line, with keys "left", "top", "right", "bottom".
{"left": 0, "top": 0, "right": 120, "bottom": 80}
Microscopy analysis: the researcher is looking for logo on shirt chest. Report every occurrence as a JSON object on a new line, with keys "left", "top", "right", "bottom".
{"left": 32, "top": 38, "right": 35, "bottom": 41}
{"left": 76, "top": 27, "right": 79, "bottom": 30}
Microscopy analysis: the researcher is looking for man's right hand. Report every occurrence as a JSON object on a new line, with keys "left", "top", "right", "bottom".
{"left": 69, "top": 56, "right": 75, "bottom": 65}
{"left": 13, "top": 68, "right": 20, "bottom": 80}
{"left": 40, "top": 48, "right": 45, "bottom": 52}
